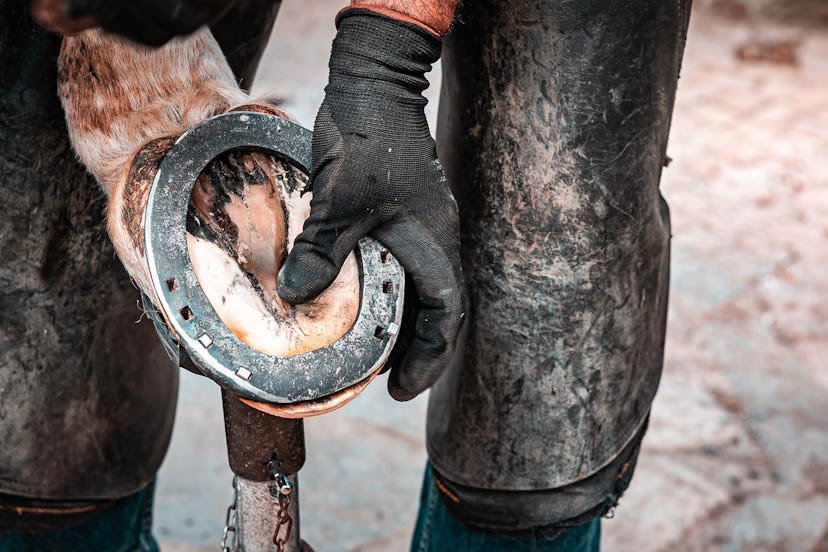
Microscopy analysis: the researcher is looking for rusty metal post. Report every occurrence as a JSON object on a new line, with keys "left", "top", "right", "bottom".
{"left": 222, "top": 390, "right": 306, "bottom": 552}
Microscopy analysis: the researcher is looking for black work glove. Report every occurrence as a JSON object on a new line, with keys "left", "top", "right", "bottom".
{"left": 277, "top": 10, "right": 464, "bottom": 402}
{"left": 50, "top": 0, "right": 236, "bottom": 46}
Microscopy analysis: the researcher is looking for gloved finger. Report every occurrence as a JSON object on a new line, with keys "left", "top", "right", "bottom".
{"left": 372, "top": 221, "right": 464, "bottom": 401}
{"left": 278, "top": 214, "right": 377, "bottom": 304}
{"left": 383, "top": 272, "right": 418, "bottom": 374}
{"left": 277, "top": 161, "right": 380, "bottom": 303}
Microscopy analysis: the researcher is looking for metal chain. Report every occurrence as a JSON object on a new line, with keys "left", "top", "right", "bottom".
{"left": 272, "top": 493, "right": 293, "bottom": 552}
{"left": 268, "top": 461, "right": 293, "bottom": 552}
{"left": 220, "top": 476, "right": 239, "bottom": 552}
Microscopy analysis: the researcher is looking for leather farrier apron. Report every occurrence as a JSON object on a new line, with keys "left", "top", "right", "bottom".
{"left": 429, "top": 0, "right": 691, "bottom": 493}
{"left": 0, "top": 0, "right": 281, "bottom": 502}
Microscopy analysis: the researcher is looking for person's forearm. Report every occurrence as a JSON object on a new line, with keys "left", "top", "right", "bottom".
{"left": 342, "top": 0, "right": 458, "bottom": 35}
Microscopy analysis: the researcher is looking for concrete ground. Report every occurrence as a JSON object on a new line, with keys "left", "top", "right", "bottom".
{"left": 154, "top": 1, "right": 828, "bottom": 550}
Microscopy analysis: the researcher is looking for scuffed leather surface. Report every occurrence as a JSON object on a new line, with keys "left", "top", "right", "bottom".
{"left": 0, "top": 1, "right": 177, "bottom": 500}
{"left": 428, "top": 0, "right": 690, "bottom": 490}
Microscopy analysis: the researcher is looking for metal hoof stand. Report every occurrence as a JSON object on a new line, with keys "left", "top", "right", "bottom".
{"left": 142, "top": 112, "right": 404, "bottom": 551}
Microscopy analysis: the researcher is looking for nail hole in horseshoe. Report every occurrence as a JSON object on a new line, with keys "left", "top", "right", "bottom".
{"left": 179, "top": 306, "right": 194, "bottom": 321}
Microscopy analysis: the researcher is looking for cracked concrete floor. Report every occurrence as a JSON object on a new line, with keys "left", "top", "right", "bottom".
{"left": 154, "top": 2, "right": 828, "bottom": 551}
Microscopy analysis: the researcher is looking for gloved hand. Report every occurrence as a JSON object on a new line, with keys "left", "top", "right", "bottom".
{"left": 278, "top": 9, "right": 464, "bottom": 402}
{"left": 32, "top": 0, "right": 235, "bottom": 46}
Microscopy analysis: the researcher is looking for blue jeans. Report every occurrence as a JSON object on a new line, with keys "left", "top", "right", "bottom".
{"left": 411, "top": 464, "right": 601, "bottom": 552}
{"left": 0, "top": 482, "right": 158, "bottom": 552}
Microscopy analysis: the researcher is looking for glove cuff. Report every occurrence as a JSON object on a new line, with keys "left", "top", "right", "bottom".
{"left": 328, "top": 9, "right": 441, "bottom": 95}
{"left": 334, "top": 8, "right": 441, "bottom": 62}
